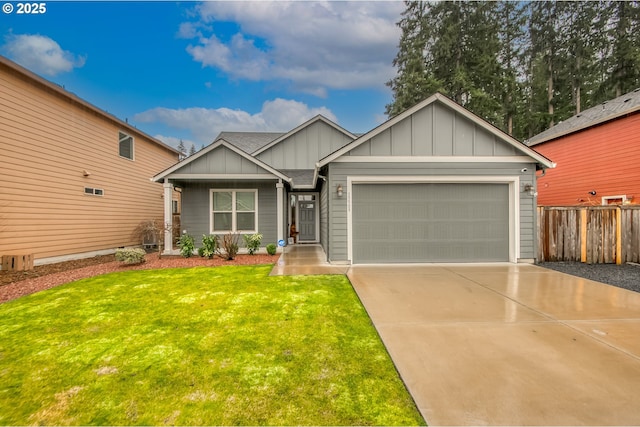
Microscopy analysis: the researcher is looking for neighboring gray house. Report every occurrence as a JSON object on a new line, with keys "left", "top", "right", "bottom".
{"left": 153, "top": 93, "right": 554, "bottom": 264}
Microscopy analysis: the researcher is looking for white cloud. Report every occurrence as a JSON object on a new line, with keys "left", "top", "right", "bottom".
{"left": 2, "top": 34, "right": 85, "bottom": 76}
{"left": 183, "top": 1, "right": 403, "bottom": 95}
{"left": 134, "top": 98, "right": 336, "bottom": 146}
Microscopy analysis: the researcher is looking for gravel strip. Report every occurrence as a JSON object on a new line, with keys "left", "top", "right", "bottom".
{"left": 538, "top": 262, "right": 640, "bottom": 293}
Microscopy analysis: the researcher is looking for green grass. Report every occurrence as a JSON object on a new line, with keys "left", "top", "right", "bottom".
{"left": 0, "top": 265, "right": 425, "bottom": 426}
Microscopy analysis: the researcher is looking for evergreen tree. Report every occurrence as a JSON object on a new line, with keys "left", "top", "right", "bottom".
{"left": 189, "top": 144, "right": 196, "bottom": 156}
{"left": 555, "top": 1, "right": 609, "bottom": 115}
{"left": 496, "top": 0, "right": 526, "bottom": 136}
{"left": 602, "top": 0, "right": 640, "bottom": 99}
{"left": 386, "top": 1, "right": 440, "bottom": 116}
{"left": 528, "top": 1, "right": 561, "bottom": 131}
{"left": 177, "top": 139, "right": 186, "bottom": 158}
{"left": 385, "top": 0, "right": 640, "bottom": 141}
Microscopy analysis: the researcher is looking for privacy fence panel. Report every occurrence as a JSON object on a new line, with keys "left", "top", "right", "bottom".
{"left": 621, "top": 207, "right": 640, "bottom": 263}
{"left": 537, "top": 206, "right": 640, "bottom": 264}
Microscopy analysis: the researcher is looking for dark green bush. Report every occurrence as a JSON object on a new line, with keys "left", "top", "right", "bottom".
{"left": 178, "top": 234, "right": 195, "bottom": 258}
{"left": 266, "top": 243, "right": 277, "bottom": 256}
{"left": 200, "top": 234, "right": 217, "bottom": 259}
{"left": 243, "top": 233, "right": 263, "bottom": 255}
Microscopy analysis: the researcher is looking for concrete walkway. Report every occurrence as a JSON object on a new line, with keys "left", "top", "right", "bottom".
{"left": 269, "top": 244, "right": 348, "bottom": 276}
{"left": 348, "top": 264, "right": 640, "bottom": 426}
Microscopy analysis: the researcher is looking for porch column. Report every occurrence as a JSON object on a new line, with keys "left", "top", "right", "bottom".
{"left": 276, "top": 180, "right": 284, "bottom": 244}
{"left": 163, "top": 181, "right": 174, "bottom": 254}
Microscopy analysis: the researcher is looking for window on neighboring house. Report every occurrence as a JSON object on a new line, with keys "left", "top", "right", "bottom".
{"left": 84, "top": 187, "right": 104, "bottom": 196}
{"left": 211, "top": 190, "right": 257, "bottom": 233}
{"left": 172, "top": 200, "right": 179, "bottom": 214}
{"left": 602, "top": 195, "right": 627, "bottom": 205}
{"left": 119, "top": 131, "right": 134, "bottom": 160}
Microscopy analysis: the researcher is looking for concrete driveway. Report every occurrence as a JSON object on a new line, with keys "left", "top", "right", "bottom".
{"left": 348, "top": 264, "right": 640, "bottom": 426}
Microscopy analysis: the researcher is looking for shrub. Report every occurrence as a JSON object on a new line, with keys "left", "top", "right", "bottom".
{"left": 131, "top": 218, "right": 181, "bottom": 258}
{"left": 266, "top": 243, "right": 277, "bottom": 256}
{"left": 199, "top": 234, "right": 217, "bottom": 259}
{"left": 243, "top": 233, "right": 263, "bottom": 255}
{"left": 178, "top": 234, "right": 195, "bottom": 258}
{"left": 217, "top": 232, "right": 240, "bottom": 260}
{"left": 115, "top": 248, "right": 146, "bottom": 265}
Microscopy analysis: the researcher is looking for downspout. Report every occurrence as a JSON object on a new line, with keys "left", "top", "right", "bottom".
{"left": 276, "top": 179, "right": 285, "bottom": 248}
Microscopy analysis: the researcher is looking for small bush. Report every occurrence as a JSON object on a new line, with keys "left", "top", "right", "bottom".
{"left": 115, "top": 248, "right": 146, "bottom": 265}
{"left": 199, "top": 234, "right": 217, "bottom": 259}
{"left": 217, "top": 232, "right": 240, "bottom": 260}
{"left": 266, "top": 243, "right": 277, "bottom": 256}
{"left": 243, "top": 233, "right": 263, "bottom": 255}
{"left": 178, "top": 234, "right": 195, "bottom": 258}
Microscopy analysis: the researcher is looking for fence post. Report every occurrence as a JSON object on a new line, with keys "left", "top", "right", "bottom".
{"left": 616, "top": 207, "right": 622, "bottom": 265}
{"left": 580, "top": 209, "right": 587, "bottom": 263}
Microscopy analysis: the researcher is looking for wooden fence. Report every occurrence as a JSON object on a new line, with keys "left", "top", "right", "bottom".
{"left": 537, "top": 206, "right": 640, "bottom": 264}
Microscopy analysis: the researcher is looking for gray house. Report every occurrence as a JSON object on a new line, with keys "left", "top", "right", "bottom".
{"left": 153, "top": 93, "right": 554, "bottom": 264}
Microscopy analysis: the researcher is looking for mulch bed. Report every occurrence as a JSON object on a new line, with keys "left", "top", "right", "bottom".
{"left": 0, "top": 252, "right": 279, "bottom": 304}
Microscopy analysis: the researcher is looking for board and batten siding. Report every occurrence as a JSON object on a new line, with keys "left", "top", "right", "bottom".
{"left": 327, "top": 162, "right": 538, "bottom": 262}
{"left": 177, "top": 145, "right": 273, "bottom": 175}
{"left": 256, "top": 121, "right": 353, "bottom": 169}
{"left": 345, "top": 102, "right": 519, "bottom": 158}
{"left": 0, "top": 60, "right": 179, "bottom": 261}
{"left": 179, "top": 180, "right": 278, "bottom": 248}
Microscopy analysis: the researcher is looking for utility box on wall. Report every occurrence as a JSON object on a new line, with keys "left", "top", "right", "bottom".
{"left": 2, "top": 254, "right": 34, "bottom": 271}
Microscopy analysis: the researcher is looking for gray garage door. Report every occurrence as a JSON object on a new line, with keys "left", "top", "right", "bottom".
{"left": 352, "top": 183, "right": 510, "bottom": 263}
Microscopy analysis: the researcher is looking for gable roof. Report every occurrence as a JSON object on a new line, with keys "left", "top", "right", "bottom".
{"left": 152, "top": 139, "right": 291, "bottom": 183}
{"left": 527, "top": 88, "right": 640, "bottom": 146}
{"left": 252, "top": 115, "right": 357, "bottom": 156}
{"left": 214, "top": 131, "right": 284, "bottom": 154}
{"left": 0, "top": 55, "right": 180, "bottom": 156}
{"left": 318, "top": 92, "right": 555, "bottom": 169}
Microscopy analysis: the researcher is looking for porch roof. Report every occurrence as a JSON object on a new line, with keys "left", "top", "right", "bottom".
{"left": 281, "top": 169, "right": 316, "bottom": 188}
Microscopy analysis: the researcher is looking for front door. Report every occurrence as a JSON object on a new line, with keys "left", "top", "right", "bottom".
{"left": 297, "top": 200, "right": 316, "bottom": 242}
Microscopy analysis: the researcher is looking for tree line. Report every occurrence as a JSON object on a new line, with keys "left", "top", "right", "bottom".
{"left": 386, "top": 1, "right": 640, "bottom": 141}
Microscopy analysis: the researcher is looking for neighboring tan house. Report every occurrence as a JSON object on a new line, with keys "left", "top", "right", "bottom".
{"left": 0, "top": 55, "right": 181, "bottom": 265}
{"left": 154, "top": 93, "right": 554, "bottom": 264}
{"left": 526, "top": 88, "right": 640, "bottom": 206}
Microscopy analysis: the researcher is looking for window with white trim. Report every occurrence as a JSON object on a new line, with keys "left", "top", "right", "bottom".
{"left": 119, "top": 131, "right": 134, "bottom": 160}
{"left": 84, "top": 187, "right": 104, "bottom": 196}
{"left": 211, "top": 190, "right": 258, "bottom": 233}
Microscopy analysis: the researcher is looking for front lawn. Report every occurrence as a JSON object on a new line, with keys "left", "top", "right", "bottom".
{"left": 0, "top": 265, "right": 424, "bottom": 425}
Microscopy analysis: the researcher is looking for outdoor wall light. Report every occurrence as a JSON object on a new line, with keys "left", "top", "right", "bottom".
{"left": 589, "top": 190, "right": 597, "bottom": 196}
{"left": 523, "top": 183, "right": 537, "bottom": 197}
{"left": 337, "top": 184, "right": 343, "bottom": 197}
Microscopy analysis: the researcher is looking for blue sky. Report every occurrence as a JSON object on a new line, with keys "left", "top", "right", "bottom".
{"left": 1, "top": 1, "right": 404, "bottom": 151}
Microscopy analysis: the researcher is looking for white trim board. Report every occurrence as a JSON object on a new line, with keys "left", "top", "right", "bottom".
{"left": 166, "top": 173, "right": 283, "bottom": 181}
{"left": 346, "top": 175, "right": 520, "bottom": 264}
{"left": 331, "top": 156, "right": 535, "bottom": 163}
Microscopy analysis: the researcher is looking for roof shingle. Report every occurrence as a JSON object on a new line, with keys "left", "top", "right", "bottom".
{"left": 215, "top": 132, "right": 284, "bottom": 154}
{"left": 526, "top": 88, "right": 640, "bottom": 146}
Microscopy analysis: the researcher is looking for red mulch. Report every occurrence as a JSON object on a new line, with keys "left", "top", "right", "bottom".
{"left": 0, "top": 252, "right": 279, "bottom": 304}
